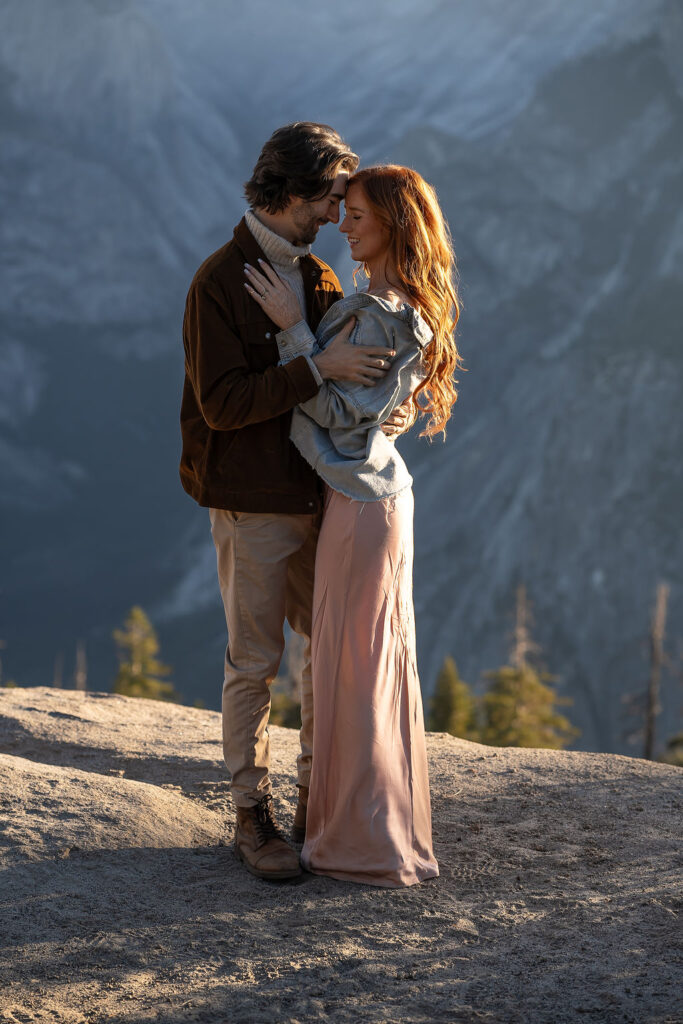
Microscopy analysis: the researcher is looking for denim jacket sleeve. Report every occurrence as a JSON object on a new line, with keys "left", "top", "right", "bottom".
{"left": 275, "top": 320, "right": 324, "bottom": 386}
{"left": 276, "top": 298, "right": 431, "bottom": 430}
{"left": 276, "top": 319, "right": 319, "bottom": 361}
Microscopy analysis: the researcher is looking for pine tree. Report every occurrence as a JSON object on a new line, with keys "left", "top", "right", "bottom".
{"left": 621, "top": 581, "right": 675, "bottom": 758}
{"left": 658, "top": 732, "right": 683, "bottom": 767}
{"left": 113, "top": 606, "right": 180, "bottom": 703}
{"left": 481, "top": 586, "right": 580, "bottom": 749}
{"left": 645, "top": 582, "right": 669, "bottom": 760}
{"left": 481, "top": 663, "right": 579, "bottom": 749}
{"left": 428, "top": 656, "right": 479, "bottom": 739}
{"left": 74, "top": 639, "right": 87, "bottom": 691}
{"left": 268, "top": 632, "right": 303, "bottom": 729}
{"left": 269, "top": 685, "right": 302, "bottom": 729}
{"left": 0, "top": 639, "right": 18, "bottom": 687}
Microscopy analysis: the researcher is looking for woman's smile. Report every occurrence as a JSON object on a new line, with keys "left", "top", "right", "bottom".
{"left": 340, "top": 184, "right": 390, "bottom": 263}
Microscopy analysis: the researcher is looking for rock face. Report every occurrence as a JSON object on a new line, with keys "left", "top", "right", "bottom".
{"left": 0, "top": 1, "right": 682, "bottom": 753}
{"left": 0, "top": 687, "right": 680, "bottom": 1023}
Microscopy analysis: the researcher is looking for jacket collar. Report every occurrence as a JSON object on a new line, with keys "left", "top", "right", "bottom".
{"left": 318, "top": 292, "right": 433, "bottom": 348}
{"left": 233, "top": 216, "right": 323, "bottom": 276}
{"left": 233, "top": 216, "right": 267, "bottom": 267}
{"left": 233, "top": 216, "right": 325, "bottom": 319}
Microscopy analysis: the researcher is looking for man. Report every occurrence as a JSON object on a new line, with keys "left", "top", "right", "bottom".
{"left": 180, "top": 123, "right": 409, "bottom": 880}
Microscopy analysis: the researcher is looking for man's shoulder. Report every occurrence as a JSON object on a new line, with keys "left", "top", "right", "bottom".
{"left": 306, "top": 251, "right": 333, "bottom": 273}
{"left": 189, "top": 235, "right": 243, "bottom": 292}
{"left": 304, "top": 251, "right": 343, "bottom": 293}
{"left": 186, "top": 221, "right": 343, "bottom": 301}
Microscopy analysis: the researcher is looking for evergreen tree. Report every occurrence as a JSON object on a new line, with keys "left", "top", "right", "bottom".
{"left": 481, "top": 662, "right": 579, "bottom": 749}
{"left": 268, "top": 632, "right": 303, "bottom": 729}
{"left": 481, "top": 586, "right": 580, "bottom": 749}
{"left": 658, "top": 732, "right": 683, "bottom": 767}
{"left": 644, "top": 582, "right": 669, "bottom": 760}
{"left": 269, "top": 685, "right": 302, "bottom": 729}
{"left": 428, "top": 656, "right": 479, "bottom": 739}
{"left": 113, "top": 606, "right": 180, "bottom": 703}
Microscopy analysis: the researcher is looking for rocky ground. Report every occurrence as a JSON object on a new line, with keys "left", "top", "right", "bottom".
{"left": 0, "top": 687, "right": 681, "bottom": 1024}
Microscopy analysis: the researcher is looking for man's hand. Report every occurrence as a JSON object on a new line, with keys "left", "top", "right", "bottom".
{"left": 313, "top": 319, "right": 395, "bottom": 385}
{"left": 381, "top": 396, "right": 417, "bottom": 440}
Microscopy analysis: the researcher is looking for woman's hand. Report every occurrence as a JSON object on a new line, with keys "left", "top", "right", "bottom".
{"left": 381, "top": 396, "right": 417, "bottom": 439}
{"left": 243, "top": 260, "right": 302, "bottom": 330}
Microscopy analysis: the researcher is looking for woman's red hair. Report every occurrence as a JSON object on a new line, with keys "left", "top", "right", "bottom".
{"left": 349, "top": 165, "right": 462, "bottom": 438}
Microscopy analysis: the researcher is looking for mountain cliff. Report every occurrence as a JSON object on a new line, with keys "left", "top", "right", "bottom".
{"left": 1, "top": 0, "right": 681, "bottom": 752}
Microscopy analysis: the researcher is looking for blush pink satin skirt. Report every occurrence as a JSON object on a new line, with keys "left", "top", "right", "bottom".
{"left": 301, "top": 486, "right": 439, "bottom": 887}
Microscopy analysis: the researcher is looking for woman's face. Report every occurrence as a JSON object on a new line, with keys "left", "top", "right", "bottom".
{"left": 339, "top": 184, "right": 390, "bottom": 263}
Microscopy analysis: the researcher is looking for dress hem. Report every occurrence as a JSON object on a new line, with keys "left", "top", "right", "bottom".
{"left": 301, "top": 860, "right": 439, "bottom": 889}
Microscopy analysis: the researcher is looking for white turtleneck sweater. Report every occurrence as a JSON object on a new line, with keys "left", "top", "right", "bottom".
{"left": 245, "top": 209, "right": 323, "bottom": 385}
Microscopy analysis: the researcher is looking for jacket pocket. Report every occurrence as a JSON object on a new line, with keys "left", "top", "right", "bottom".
{"left": 234, "top": 318, "right": 279, "bottom": 370}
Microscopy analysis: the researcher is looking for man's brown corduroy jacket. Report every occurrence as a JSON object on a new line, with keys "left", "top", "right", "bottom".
{"left": 180, "top": 218, "right": 344, "bottom": 513}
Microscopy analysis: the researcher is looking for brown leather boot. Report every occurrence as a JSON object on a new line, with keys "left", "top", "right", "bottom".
{"left": 292, "top": 785, "right": 309, "bottom": 843}
{"left": 234, "top": 795, "right": 301, "bottom": 880}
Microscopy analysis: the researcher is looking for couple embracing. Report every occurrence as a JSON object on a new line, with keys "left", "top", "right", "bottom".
{"left": 180, "top": 122, "right": 461, "bottom": 887}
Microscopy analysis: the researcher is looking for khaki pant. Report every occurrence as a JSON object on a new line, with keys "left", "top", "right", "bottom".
{"left": 209, "top": 508, "right": 320, "bottom": 808}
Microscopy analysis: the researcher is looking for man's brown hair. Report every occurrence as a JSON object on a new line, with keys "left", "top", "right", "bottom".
{"left": 244, "top": 122, "right": 359, "bottom": 214}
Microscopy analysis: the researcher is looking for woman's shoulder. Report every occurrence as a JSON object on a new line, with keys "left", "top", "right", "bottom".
{"left": 316, "top": 292, "right": 380, "bottom": 335}
{"left": 363, "top": 291, "right": 433, "bottom": 349}
{"left": 325, "top": 289, "right": 419, "bottom": 322}
{"left": 323, "top": 289, "right": 411, "bottom": 318}
{"left": 366, "top": 286, "right": 413, "bottom": 311}
{"left": 317, "top": 290, "right": 433, "bottom": 348}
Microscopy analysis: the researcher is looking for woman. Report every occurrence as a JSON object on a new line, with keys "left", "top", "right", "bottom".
{"left": 244, "top": 165, "right": 461, "bottom": 886}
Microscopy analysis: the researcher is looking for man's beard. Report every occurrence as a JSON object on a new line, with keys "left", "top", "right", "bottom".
{"left": 291, "top": 205, "right": 321, "bottom": 246}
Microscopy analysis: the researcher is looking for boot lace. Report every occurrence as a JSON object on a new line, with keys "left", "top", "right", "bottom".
{"left": 253, "top": 795, "right": 284, "bottom": 845}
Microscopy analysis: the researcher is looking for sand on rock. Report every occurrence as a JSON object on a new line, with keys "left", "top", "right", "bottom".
{"left": 0, "top": 754, "right": 225, "bottom": 859}
{"left": 0, "top": 687, "right": 681, "bottom": 1024}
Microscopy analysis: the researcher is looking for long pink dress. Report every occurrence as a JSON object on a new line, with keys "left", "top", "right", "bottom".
{"left": 301, "top": 484, "right": 439, "bottom": 887}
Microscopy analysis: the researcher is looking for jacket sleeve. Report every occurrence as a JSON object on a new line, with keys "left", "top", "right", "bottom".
{"left": 297, "top": 361, "right": 421, "bottom": 430}
{"left": 276, "top": 318, "right": 368, "bottom": 428}
{"left": 276, "top": 320, "right": 319, "bottom": 359}
{"left": 183, "top": 277, "right": 320, "bottom": 431}
{"left": 276, "top": 318, "right": 367, "bottom": 428}
{"left": 297, "top": 346, "right": 423, "bottom": 431}
{"left": 278, "top": 307, "right": 425, "bottom": 431}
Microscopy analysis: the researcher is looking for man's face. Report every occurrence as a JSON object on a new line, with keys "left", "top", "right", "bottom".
{"left": 288, "top": 172, "right": 349, "bottom": 245}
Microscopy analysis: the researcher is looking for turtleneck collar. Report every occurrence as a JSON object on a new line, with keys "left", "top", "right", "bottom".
{"left": 245, "top": 209, "right": 311, "bottom": 268}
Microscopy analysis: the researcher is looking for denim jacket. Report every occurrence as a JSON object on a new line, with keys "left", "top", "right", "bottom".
{"left": 276, "top": 293, "right": 432, "bottom": 501}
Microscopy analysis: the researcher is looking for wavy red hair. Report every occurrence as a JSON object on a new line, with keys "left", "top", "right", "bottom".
{"left": 348, "top": 165, "right": 462, "bottom": 438}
